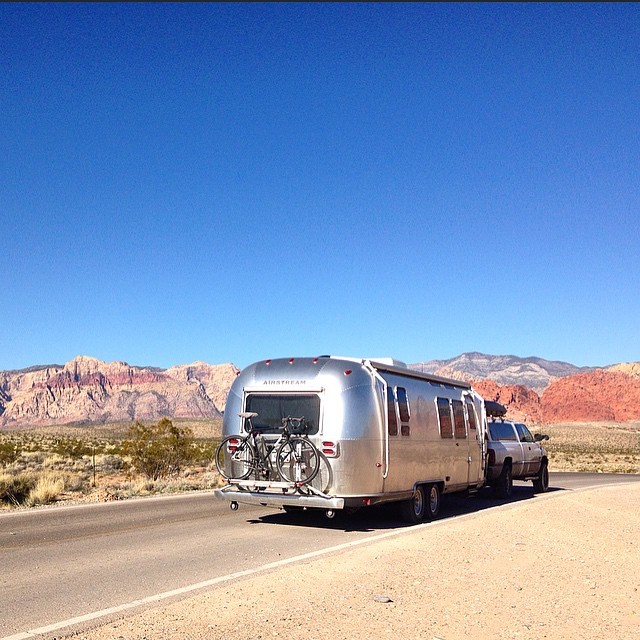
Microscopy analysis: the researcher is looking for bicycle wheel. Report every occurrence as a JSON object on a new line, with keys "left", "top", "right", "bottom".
{"left": 215, "top": 435, "right": 256, "bottom": 480}
{"left": 275, "top": 437, "right": 320, "bottom": 484}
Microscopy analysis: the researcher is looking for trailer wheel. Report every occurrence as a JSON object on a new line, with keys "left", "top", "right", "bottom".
{"left": 494, "top": 462, "right": 513, "bottom": 499}
{"left": 400, "top": 485, "right": 426, "bottom": 524}
{"left": 282, "top": 505, "right": 304, "bottom": 514}
{"left": 533, "top": 459, "right": 549, "bottom": 493}
{"left": 424, "top": 483, "right": 441, "bottom": 520}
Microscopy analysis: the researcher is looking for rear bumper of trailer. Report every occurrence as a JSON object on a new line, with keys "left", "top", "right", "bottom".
{"left": 214, "top": 482, "right": 345, "bottom": 510}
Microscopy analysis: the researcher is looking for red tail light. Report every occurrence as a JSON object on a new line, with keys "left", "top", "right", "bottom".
{"left": 322, "top": 441, "right": 339, "bottom": 457}
{"left": 227, "top": 438, "right": 241, "bottom": 452}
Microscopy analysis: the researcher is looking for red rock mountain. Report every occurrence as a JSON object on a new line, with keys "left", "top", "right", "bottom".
{"left": 541, "top": 370, "right": 640, "bottom": 422}
{"left": 0, "top": 356, "right": 239, "bottom": 428}
{"left": 445, "top": 364, "right": 640, "bottom": 424}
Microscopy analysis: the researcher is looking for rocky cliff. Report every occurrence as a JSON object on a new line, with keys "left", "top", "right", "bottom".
{"left": 470, "top": 367, "right": 640, "bottom": 424}
{"left": 411, "top": 352, "right": 592, "bottom": 394}
{"left": 0, "top": 356, "right": 239, "bottom": 428}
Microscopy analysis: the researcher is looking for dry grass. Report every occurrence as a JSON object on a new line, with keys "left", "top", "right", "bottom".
{"left": 27, "top": 472, "right": 66, "bottom": 506}
{"left": 533, "top": 420, "right": 640, "bottom": 473}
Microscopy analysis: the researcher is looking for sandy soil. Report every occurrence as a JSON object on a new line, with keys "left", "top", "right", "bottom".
{"left": 74, "top": 484, "right": 640, "bottom": 640}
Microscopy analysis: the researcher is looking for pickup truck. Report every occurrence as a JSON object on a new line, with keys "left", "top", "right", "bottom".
{"left": 486, "top": 419, "right": 549, "bottom": 498}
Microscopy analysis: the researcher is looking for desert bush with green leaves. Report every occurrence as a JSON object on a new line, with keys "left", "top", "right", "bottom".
{"left": 0, "top": 419, "right": 221, "bottom": 509}
{"left": 122, "top": 418, "right": 195, "bottom": 480}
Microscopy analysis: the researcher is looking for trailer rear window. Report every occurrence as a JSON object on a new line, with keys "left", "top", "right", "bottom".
{"left": 244, "top": 394, "right": 321, "bottom": 434}
{"left": 437, "top": 398, "right": 453, "bottom": 438}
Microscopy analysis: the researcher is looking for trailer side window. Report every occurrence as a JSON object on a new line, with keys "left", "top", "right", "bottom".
{"left": 465, "top": 400, "right": 478, "bottom": 431}
{"left": 387, "top": 386, "right": 398, "bottom": 436}
{"left": 437, "top": 398, "right": 453, "bottom": 438}
{"left": 452, "top": 400, "right": 466, "bottom": 438}
{"left": 396, "top": 387, "right": 410, "bottom": 436}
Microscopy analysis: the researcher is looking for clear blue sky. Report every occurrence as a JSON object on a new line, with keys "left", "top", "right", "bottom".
{"left": 1, "top": 3, "right": 638, "bottom": 371}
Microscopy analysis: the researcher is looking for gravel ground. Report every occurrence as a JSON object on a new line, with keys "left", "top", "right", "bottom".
{"left": 75, "top": 484, "right": 640, "bottom": 640}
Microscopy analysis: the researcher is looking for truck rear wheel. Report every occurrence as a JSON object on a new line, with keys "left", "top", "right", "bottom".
{"left": 494, "top": 463, "right": 513, "bottom": 499}
{"left": 424, "top": 483, "right": 441, "bottom": 520}
{"left": 400, "top": 485, "right": 426, "bottom": 524}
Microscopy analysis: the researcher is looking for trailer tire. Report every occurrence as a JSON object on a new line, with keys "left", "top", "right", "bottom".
{"left": 424, "top": 483, "right": 441, "bottom": 520}
{"left": 494, "top": 462, "right": 513, "bottom": 499}
{"left": 533, "top": 459, "right": 549, "bottom": 493}
{"left": 282, "top": 505, "right": 304, "bottom": 514}
{"left": 401, "top": 485, "right": 426, "bottom": 524}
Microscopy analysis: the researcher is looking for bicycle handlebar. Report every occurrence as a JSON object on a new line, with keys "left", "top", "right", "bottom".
{"left": 281, "top": 416, "right": 307, "bottom": 433}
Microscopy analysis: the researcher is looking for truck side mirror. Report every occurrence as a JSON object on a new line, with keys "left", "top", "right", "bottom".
{"left": 534, "top": 433, "right": 549, "bottom": 442}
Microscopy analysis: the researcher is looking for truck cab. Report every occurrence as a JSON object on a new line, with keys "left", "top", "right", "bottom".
{"left": 486, "top": 418, "right": 549, "bottom": 498}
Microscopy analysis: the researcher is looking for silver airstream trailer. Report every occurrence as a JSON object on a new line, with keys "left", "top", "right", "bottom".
{"left": 214, "top": 356, "right": 488, "bottom": 522}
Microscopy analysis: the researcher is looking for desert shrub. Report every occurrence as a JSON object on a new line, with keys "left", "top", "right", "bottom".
{"left": 97, "top": 454, "right": 125, "bottom": 472}
{"left": 50, "top": 438, "right": 93, "bottom": 459}
{"left": 43, "top": 453, "right": 66, "bottom": 469}
{"left": 27, "top": 472, "right": 65, "bottom": 506}
{"left": 122, "top": 419, "right": 194, "bottom": 480}
{"left": 21, "top": 451, "right": 45, "bottom": 466}
{"left": 189, "top": 440, "right": 217, "bottom": 465}
{"left": 0, "top": 440, "right": 21, "bottom": 466}
{"left": 0, "top": 472, "right": 37, "bottom": 506}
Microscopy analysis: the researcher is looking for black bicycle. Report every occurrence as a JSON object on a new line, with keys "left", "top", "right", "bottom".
{"left": 215, "top": 413, "right": 321, "bottom": 485}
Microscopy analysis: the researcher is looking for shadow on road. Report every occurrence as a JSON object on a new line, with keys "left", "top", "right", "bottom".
{"left": 245, "top": 483, "right": 565, "bottom": 533}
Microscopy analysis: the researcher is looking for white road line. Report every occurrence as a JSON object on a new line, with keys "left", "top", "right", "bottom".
{"left": 0, "top": 514, "right": 465, "bottom": 640}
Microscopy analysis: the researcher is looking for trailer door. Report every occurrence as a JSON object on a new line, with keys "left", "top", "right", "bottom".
{"left": 464, "top": 397, "right": 483, "bottom": 486}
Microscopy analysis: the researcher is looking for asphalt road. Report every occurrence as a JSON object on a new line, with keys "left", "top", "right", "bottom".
{"left": 1, "top": 472, "right": 638, "bottom": 639}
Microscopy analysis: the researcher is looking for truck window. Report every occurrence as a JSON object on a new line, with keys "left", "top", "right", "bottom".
{"left": 515, "top": 423, "right": 534, "bottom": 443}
{"left": 452, "top": 400, "right": 466, "bottom": 438}
{"left": 396, "top": 387, "right": 411, "bottom": 436}
{"left": 489, "top": 421, "right": 518, "bottom": 441}
{"left": 387, "top": 386, "right": 398, "bottom": 436}
{"left": 244, "top": 394, "right": 321, "bottom": 434}
{"left": 437, "top": 397, "right": 453, "bottom": 438}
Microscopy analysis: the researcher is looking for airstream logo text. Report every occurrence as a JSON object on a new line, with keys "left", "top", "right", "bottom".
{"left": 262, "top": 379, "right": 307, "bottom": 386}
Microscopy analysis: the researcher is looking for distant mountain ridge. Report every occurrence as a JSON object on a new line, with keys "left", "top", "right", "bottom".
{"left": 409, "top": 352, "right": 640, "bottom": 424}
{"left": 410, "top": 352, "right": 593, "bottom": 393}
{"left": 0, "top": 356, "right": 239, "bottom": 428}
{"left": 2, "top": 353, "right": 639, "bottom": 427}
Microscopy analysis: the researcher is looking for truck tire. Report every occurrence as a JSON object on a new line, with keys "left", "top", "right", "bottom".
{"left": 533, "top": 459, "right": 549, "bottom": 493}
{"left": 494, "top": 463, "right": 513, "bottom": 499}
{"left": 424, "top": 483, "right": 441, "bottom": 520}
{"left": 401, "top": 485, "right": 426, "bottom": 524}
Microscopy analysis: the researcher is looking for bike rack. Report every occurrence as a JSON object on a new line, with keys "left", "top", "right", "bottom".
{"left": 220, "top": 479, "right": 333, "bottom": 500}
